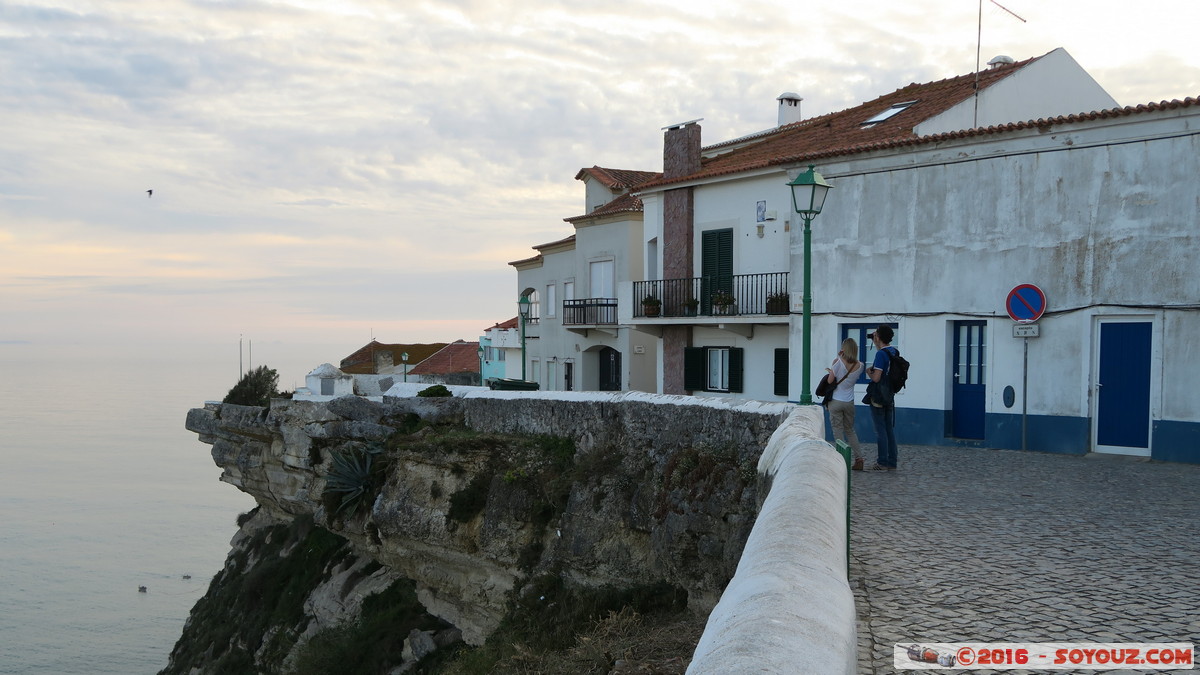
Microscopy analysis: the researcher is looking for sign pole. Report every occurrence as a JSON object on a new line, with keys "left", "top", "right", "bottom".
{"left": 1022, "top": 336, "right": 1028, "bottom": 452}
{"left": 1006, "top": 283, "right": 1046, "bottom": 454}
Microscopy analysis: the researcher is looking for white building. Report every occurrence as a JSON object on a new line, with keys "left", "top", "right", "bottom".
{"left": 626, "top": 48, "right": 1199, "bottom": 463}
{"left": 506, "top": 168, "right": 661, "bottom": 392}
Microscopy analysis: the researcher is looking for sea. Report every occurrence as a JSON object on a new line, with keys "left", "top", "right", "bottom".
{"left": 0, "top": 341, "right": 351, "bottom": 675}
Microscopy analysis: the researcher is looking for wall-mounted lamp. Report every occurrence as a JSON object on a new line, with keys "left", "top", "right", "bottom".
{"left": 756, "top": 224, "right": 765, "bottom": 238}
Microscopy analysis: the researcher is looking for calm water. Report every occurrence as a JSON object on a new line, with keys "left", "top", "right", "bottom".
{"left": 0, "top": 341, "right": 347, "bottom": 674}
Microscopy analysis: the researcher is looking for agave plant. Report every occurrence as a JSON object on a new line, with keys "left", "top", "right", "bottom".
{"left": 324, "top": 447, "right": 378, "bottom": 517}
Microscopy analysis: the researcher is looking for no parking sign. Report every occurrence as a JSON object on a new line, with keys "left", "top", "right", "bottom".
{"left": 1006, "top": 284, "right": 1046, "bottom": 323}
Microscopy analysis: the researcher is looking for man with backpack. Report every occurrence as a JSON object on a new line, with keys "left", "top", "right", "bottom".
{"left": 865, "top": 325, "right": 903, "bottom": 471}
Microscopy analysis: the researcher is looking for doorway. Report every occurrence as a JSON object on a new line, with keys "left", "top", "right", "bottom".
{"left": 1094, "top": 319, "right": 1152, "bottom": 456}
{"left": 598, "top": 347, "right": 621, "bottom": 391}
{"left": 951, "top": 321, "right": 987, "bottom": 439}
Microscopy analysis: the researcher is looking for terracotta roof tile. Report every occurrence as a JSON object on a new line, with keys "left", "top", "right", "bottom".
{"left": 639, "top": 55, "right": 1045, "bottom": 189}
{"left": 406, "top": 340, "right": 481, "bottom": 375}
{"left": 339, "top": 341, "right": 448, "bottom": 374}
{"left": 564, "top": 191, "right": 646, "bottom": 223}
{"left": 484, "top": 317, "right": 519, "bottom": 331}
{"left": 574, "top": 166, "right": 661, "bottom": 190}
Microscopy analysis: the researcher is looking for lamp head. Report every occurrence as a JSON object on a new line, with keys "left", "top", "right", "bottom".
{"left": 788, "top": 165, "right": 833, "bottom": 217}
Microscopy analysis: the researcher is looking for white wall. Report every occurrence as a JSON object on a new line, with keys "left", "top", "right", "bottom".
{"left": 692, "top": 178, "right": 791, "bottom": 276}
{"left": 514, "top": 213, "right": 657, "bottom": 393}
{"left": 918, "top": 48, "right": 1119, "bottom": 136}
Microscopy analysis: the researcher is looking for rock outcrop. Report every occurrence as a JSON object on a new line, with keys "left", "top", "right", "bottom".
{"left": 173, "top": 391, "right": 790, "bottom": 672}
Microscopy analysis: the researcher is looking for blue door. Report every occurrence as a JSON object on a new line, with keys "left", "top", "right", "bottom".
{"left": 952, "top": 321, "right": 986, "bottom": 439}
{"left": 1097, "top": 321, "right": 1151, "bottom": 449}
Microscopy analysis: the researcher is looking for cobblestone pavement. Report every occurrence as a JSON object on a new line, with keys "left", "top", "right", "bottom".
{"left": 850, "top": 445, "right": 1199, "bottom": 674}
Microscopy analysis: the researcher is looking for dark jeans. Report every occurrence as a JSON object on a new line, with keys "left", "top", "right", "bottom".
{"left": 871, "top": 405, "right": 898, "bottom": 468}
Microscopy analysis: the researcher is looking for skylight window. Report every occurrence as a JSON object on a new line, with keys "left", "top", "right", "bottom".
{"left": 861, "top": 101, "right": 918, "bottom": 126}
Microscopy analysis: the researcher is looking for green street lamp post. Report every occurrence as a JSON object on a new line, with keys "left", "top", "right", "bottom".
{"left": 517, "top": 295, "right": 532, "bottom": 381}
{"left": 401, "top": 351, "right": 409, "bottom": 383}
{"left": 788, "top": 165, "right": 833, "bottom": 405}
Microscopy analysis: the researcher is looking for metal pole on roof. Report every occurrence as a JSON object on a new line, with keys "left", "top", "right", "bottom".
{"left": 974, "top": 0, "right": 982, "bottom": 129}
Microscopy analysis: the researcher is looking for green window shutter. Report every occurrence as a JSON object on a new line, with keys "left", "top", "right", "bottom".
{"left": 701, "top": 229, "right": 734, "bottom": 303}
{"left": 684, "top": 347, "right": 707, "bottom": 391}
{"left": 728, "top": 348, "right": 744, "bottom": 393}
{"left": 773, "top": 348, "right": 789, "bottom": 396}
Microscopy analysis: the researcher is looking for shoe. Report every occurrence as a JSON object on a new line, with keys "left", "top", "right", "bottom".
{"left": 865, "top": 463, "right": 890, "bottom": 472}
{"left": 886, "top": 465, "right": 898, "bottom": 471}
{"left": 852, "top": 458, "right": 864, "bottom": 471}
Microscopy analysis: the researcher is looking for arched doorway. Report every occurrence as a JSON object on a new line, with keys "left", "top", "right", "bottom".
{"left": 598, "top": 347, "right": 621, "bottom": 391}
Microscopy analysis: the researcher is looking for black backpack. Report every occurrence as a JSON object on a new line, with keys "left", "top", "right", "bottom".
{"left": 884, "top": 347, "right": 910, "bottom": 393}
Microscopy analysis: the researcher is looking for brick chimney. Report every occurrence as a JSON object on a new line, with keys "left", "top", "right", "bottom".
{"left": 661, "top": 121, "right": 700, "bottom": 281}
{"left": 661, "top": 121, "right": 701, "bottom": 394}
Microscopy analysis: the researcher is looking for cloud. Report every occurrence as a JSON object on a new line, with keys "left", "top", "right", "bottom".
{"left": 1, "top": 0, "right": 1196, "bottom": 346}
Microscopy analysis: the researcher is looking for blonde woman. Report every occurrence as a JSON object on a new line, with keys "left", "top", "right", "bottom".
{"left": 824, "top": 338, "right": 864, "bottom": 470}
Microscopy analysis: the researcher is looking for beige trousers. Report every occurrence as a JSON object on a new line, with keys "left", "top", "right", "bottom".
{"left": 827, "top": 398, "right": 861, "bottom": 461}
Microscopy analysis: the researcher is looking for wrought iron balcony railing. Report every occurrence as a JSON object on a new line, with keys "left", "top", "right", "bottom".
{"left": 632, "top": 272, "right": 789, "bottom": 318}
{"left": 563, "top": 298, "right": 618, "bottom": 325}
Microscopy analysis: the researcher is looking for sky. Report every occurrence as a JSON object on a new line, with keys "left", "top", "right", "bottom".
{"left": 2, "top": 0, "right": 1198, "bottom": 362}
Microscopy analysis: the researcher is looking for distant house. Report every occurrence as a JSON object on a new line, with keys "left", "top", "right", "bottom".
{"left": 406, "top": 340, "right": 482, "bottom": 386}
{"left": 339, "top": 340, "right": 448, "bottom": 379}
{"left": 479, "top": 318, "right": 516, "bottom": 383}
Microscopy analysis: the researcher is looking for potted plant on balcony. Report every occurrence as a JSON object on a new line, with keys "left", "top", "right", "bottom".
{"left": 712, "top": 290, "right": 736, "bottom": 315}
{"left": 766, "top": 291, "right": 789, "bottom": 315}
{"left": 642, "top": 294, "right": 662, "bottom": 317}
{"left": 683, "top": 297, "right": 699, "bottom": 316}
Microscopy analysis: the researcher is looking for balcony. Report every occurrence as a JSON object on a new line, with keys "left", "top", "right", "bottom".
{"left": 563, "top": 298, "right": 618, "bottom": 336}
{"left": 632, "top": 272, "right": 789, "bottom": 318}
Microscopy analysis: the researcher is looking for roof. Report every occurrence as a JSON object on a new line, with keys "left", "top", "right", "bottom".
{"left": 484, "top": 317, "right": 519, "bottom": 331}
{"left": 509, "top": 233, "right": 578, "bottom": 267}
{"left": 574, "top": 166, "right": 661, "bottom": 190}
{"left": 406, "top": 340, "right": 481, "bottom": 376}
{"left": 339, "top": 340, "right": 448, "bottom": 374}
{"left": 564, "top": 191, "right": 647, "bottom": 223}
{"left": 534, "top": 234, "right": 577, "bottom": 252}
{"left": 639, "top": 54, "right": 1044, "bottom": 189}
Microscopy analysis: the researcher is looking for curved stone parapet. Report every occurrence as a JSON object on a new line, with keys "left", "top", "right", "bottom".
{"left": 687, "top": 405, "right": 856, "bottom": 674}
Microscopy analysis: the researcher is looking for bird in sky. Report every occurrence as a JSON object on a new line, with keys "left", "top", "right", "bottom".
{"left": 147, "top": 189, "right": 153, "bottom": 198}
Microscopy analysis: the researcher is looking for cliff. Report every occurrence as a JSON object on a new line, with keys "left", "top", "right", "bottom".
{"left": 167, "top": 392, "right": 791, "bottom": 673}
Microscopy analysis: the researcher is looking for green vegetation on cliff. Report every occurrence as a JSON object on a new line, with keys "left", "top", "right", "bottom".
{"left": 160, "top": 512, "right": 444, "bottom": 675}
{"left": 223, "top": 365, "right": 281, "bottom": 406}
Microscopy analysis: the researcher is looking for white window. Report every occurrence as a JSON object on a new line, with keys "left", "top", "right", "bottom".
{"left": 589, "top": 260, "right": 615, "bottom": 298}
{"left": 524, "top": 290, "right": 540, "bottom": 324}
{"left": 563, "top": 280, "right": 575, "bottom": 301}
{"left": 530, "top": 359, "right": 540, "bottom": 383}
{"left": 707, "top": 348, "right": 730, "bottom": 391}
{"left": 545, "top": 284, "right": 556, "bottom": 317}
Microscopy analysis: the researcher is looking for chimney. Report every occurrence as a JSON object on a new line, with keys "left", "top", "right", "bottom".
{"left": 987, "top": 55, "right": 1015, "bottom": 69}
{"left": 777, "top": 92, "right": 803, "bottom": 126}
{"left": 662, "top": 120, "right": 702, "bottom": 180}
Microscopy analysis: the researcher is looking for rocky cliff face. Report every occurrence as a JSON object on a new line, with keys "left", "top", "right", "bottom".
{"left": 172, "top": 393, "right": 789, "bottom": 672}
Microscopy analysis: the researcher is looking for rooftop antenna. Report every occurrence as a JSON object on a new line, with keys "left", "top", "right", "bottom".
{"left": 974, "top": 0, "right": 1027, "bottom": 128}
